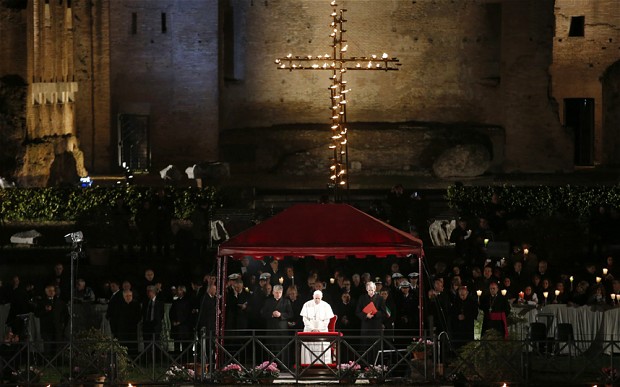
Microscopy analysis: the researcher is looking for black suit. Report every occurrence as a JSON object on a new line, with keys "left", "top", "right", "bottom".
{"left": 117, "top": 300, "right": 142, "bottom": 354}
{"left": 36, "top": 296, "right": 67, "bottom": 354}
{"left": 142, "top": 297, "right": 165, "bottom": 342}
{"left": 105, "top": 290, "right": 123, "bottom": 338}
{"left": 169, "top": 296, "right": 193, "bottom": 352}
{"left": 356, "top": 293, "right": 387, "bottom": 362}
{"left": 261, "top": 296, "right": 293, "bottom": 365}
{"left": 449, "top": 296, "right": 479, "bottom": 349}
{"left": 197, "top": 293, "right": 217, "bottom": 335}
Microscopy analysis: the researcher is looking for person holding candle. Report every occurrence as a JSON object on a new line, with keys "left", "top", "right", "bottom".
{"left": 587, "top": 284, "right": 608, "bottom": 308}
{"left": 480, "top": 282, "right": 511, "bottom": 338}
{"left": 553, "top": 282, "right": 569, "bottom": 304}
{"left": 569, "top": 280, "right": 589, "bottom": 306}
{"left": 501, "top": 277, "right": 517, "bottom": 304}
{"left": 523, "top": 285, "right": 539, "bottom": 306}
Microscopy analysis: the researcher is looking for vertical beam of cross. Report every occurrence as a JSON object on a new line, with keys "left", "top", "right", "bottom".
{"left": 275, "top": 0, "right": 401, "bottom": 202}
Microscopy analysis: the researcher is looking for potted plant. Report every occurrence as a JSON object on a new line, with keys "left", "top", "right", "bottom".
{"left": 10, "top": 366, "right": 42, "bottom": 384}
{"left": 407, "top": 338, "right": 433, "bottom": 359}
{"left": 165, "top": 365, "right": 196, "bottom": 384}
{"left": 251, "top": 361, "right": 279, "bottom": 384}
{"left": 337, "top": 361, "right": 361, "bottom": 384}
{"left": 363, "top": 364, "right": 387, "bottom": 384}
{"left": 71, "top": 327, "right": 130, "bottom": 383}
{"left": 214, "top": 363, "right": 245, "bottom": 384}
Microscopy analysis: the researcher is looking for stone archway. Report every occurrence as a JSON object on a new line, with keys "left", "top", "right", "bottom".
{"left": 602, "top": 60, "right": 620, "bottom": 165}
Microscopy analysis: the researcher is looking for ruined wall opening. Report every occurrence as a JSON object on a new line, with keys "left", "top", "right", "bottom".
{"left": 564, "top": 98, "right": 594, "bottom": 166}
{"left": 568, "top": 16, "right": 585, "bottom": 37}
{"left": 602, "top": 60, "right": 620, "bottom": 165}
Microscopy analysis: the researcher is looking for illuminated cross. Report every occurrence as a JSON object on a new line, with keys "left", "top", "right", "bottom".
{"left": 275, "top": 0, "right": 401, "bottom": 201}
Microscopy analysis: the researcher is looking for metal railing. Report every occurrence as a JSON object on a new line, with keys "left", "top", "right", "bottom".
{"left": 1, "top": 329, "right": 619, "bottom": 385}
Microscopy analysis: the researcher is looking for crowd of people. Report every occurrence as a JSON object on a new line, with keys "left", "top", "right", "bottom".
{"left": 2, "top": 186, "right": 620, "bottom": 372}
{"left": 1, "top": 244, "right": 619, "bottom": 357}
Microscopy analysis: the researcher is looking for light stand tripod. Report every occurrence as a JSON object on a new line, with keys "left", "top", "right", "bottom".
{"left": 65, "top": 231, "right": 84, "bottom": 382}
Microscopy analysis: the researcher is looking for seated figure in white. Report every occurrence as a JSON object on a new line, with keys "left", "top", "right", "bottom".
{"left": 299, "top": 290, "right": 335, "bottom": 365}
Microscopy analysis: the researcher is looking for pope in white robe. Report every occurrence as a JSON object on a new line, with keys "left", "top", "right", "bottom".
{"left": 299, "top": 290, "right": 335, "bottom": 365}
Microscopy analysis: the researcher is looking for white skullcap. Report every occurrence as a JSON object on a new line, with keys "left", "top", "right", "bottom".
{"left": 313, "top": 290, "right": 323, "bottom": 298}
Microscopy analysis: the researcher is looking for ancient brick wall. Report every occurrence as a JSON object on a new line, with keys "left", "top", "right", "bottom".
{"left": 73, "top": 0, "right": 111, "bottom": 174}
{"left": 0, "top": 3, "right": 27, "bottom": 78}
{"left": 109, "top": 0, "right": 219, "bottom": 173}
{"left": 220, "top": 0, "right": 571, "bottom": 174}
{"left": 16, "top": 0, "right": 89, "bottom": 186}
{"left": 551, "top": 0, "right": 620, "bottom": 165}
{"left": 0, "top": 4, "right": 27, "bottom": 177}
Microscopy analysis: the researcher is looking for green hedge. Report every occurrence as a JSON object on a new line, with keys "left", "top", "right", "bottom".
{"left": 446, "top": 184, "right": 620, "bottom": 220}
{"left": 0, "top": 186, "right": 218, "bottom": 221}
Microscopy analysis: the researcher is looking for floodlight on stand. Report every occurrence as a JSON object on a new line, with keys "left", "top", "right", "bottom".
{"left": 64, "top": 231, "right": 84, "bottom": 244}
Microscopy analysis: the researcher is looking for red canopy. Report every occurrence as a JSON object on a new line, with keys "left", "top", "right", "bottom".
{"left": 217, "top": 203, "right": 424, "bottom": 259}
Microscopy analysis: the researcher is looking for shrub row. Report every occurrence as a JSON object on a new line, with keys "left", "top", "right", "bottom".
{"left": 0, "top": 186, "right": 218, "bottom": 221}
{"left": 446, "top": 184, "right": 620, "bottom": 220}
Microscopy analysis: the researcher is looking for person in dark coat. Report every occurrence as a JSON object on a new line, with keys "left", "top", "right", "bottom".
{"left": 105, "top": 280, "right": 123, "bottom": 338}
{"left": 333, "top": 291, "right": 358, "bottom": 334}
{"left": 427, "top": 277, "right": 452, "bottom": 335}
{"left": 395, "top": 281, "right": 419, "bottom": 339}
{"left": 196, "top": 284, "right": 218, "bottom": 335}
{"left": 6, "top": 275, "right": 31, "bottom": 338}
{"left": 480, "top": 282, "right": 511, "bottom": 338}
{"left": 225, "top": 279, "right": 250, "bottom": 332}
{"left": 116, "top": 290, "right": 142, "bottom": 354}
{"left": 260, "top": 285, "right": 293, "bottom": 366}
{"left": 50, "top": 263, "right": 71, "bottom": 302}
{"left": 449, "top": 286, "right": 479, "bottom": 349}
{"left": 142, "top": 285, "right": 165, "bottom": 343}
{"left": 35, "top": 285, "right": 67, "bottom": 354}
{"left": 169, "top": 285, "right": 193, "bottom": 353}
{"left": 248, "top": 282, "right": 271, "bottom": 330}
{"left": 355, "top": 281, "right": 387, "bottom": 363}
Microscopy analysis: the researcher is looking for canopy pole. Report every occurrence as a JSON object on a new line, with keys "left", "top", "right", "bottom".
{"left": 216, "top": 255, "right": 227, "bottom": 368}
{"left": 418, "top": 254, "right": 424, "bottom": 335}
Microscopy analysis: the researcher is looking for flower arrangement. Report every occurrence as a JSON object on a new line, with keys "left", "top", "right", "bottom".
{"left": 337, "top": 361, "right": 361, "bottom": 379}
{"left": 215, "top": 363, "right": 245, "bottom": 380}
{"left": 363, "top": 365, "right": 387, "bottom": 379}
{"left": 164, "top": 365, "right": 195, "bottom": 382}
{"left": 408, "top": 338, "right": 434, "bottom": 353}
{"left": 602, "top": 367, "right": 618, "bottom": 383}
{"left": 252, "top": 361, "right": 280, "bottom": 379}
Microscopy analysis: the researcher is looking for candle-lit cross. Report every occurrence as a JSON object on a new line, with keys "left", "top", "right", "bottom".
{"left": 275, "top": 0, "right": 401, "bottom": 201}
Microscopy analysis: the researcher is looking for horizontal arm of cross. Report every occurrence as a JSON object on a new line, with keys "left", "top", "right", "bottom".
{"left": 275, "top": 57, "right": 401, "bottom": 71}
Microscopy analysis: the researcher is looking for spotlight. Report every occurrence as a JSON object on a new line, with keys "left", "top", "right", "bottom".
{"left": 64, "top": 231, "right": 84, "bottom": 244}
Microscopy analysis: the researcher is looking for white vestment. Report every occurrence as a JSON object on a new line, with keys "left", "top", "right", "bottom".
{"left": 299, "top": 300, "right": 335, "bottom": 365}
